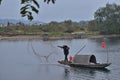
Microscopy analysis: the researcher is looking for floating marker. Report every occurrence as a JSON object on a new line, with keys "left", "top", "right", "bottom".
{"left": 101, "top": 41, "right": 106, "bottom": 48}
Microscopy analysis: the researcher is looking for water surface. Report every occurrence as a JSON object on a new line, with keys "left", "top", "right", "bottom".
{"left": 0, "top": 37, "right": 120, "bottom": 80}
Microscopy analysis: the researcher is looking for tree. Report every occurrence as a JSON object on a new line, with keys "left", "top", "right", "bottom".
{"left": 88, "top": 20, "right": 97, "bottom": 31}
{"left": 0, "top": 0, "right": 56, "bottom": 21}
{"left": 63, "top": 20, "right": 73, "bottom": 33}
{"left": 94, "top": 3, "right": 120, "bottom": 34}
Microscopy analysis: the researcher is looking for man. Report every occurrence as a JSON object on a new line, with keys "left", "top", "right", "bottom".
{"left": 58, "top": 45, "right": 70, "bottom": 62}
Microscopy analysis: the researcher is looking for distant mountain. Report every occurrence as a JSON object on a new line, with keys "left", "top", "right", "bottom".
{"left": 0, "top": 19, "right": 45, "bottom": 25}
{"left": 0, "top": 19, "right": 88, "bottom": 27}
{"left": 72, "top": 21, "right": 88, "bottom": 27}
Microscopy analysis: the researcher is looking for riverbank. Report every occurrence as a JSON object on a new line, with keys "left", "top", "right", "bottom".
{"left": 0, "top": 34, "right": 120, "bottom": 40}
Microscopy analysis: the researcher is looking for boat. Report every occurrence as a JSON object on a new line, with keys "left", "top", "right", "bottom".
{"left": 58, "top": 54, "right": 111, "bottom": 69}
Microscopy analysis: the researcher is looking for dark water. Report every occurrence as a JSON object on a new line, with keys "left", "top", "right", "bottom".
{"left": 0, "top": 37, "right": 120, "bottom": 80}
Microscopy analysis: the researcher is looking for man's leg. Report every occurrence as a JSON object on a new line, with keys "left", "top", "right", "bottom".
{"left": 64, "top": 54, "right": 68, "bottom": 62}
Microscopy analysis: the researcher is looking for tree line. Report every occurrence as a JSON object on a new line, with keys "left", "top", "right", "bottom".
{"left": 88, "top": 3, "right": 120, "bottom": 34}
{"left": 0, "top": 20, "right": 87, "bottom": 36}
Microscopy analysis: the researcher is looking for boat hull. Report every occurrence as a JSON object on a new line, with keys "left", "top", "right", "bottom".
{"left": 58, "top": 61, "right": 111, "bottom": 69}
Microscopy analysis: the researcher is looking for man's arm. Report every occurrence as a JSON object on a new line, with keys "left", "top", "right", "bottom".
{"left": 57, "top": 46, "right": 63, "bottom": 48}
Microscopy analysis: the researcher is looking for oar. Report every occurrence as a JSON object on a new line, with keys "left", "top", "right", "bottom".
{"left": 75, "top": 45, "right": 86, "bottom": 55}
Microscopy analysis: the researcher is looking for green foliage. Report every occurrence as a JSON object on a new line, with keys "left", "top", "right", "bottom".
{"left": 88, "top": 20, "right": 97, "bottom": 31}
{"left": 20, "top": 0, "right": 39, "bottom": 21}
{"left": 94, "top": 3, "right": 120, "bottom": 34}
{"left": 44, "top": 0, "right": 56, "bottom": 4}
{"left": 20, "top": 0, "right": 56, "bottom": 20}
{"left": 0, "top": 0, "right": 2, "bottom": 4}
{"left": 0, "top": 20, "right": 86, "bottom": 36}
{"left": 0, "top": 0, "right": 56, "bottom": 21}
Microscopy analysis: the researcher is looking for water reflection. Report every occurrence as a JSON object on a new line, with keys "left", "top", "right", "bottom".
{"left": 63, "top": 68, "right": 70, "bottom": 80}
{"left": 69, "top": 67, "right": 111, "bottom": 80}
{"left": 70, "top": 67, "right": 96, "bottom": 79}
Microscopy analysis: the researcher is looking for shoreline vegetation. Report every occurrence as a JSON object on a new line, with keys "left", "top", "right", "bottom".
{"left": 0, "top": 34, "right": 120, "bottom": 40}
{"left": 1, "top": 14, "right": 120, "bottom": 41}
{"left": 1, "top": 3, "right": 120, "bottom": 40}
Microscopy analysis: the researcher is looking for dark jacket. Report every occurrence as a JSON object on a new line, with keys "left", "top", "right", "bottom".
{"left": 58, "top": 45, "right": 69, "bottom": 55}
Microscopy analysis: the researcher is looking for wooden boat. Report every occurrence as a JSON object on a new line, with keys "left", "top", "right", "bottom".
{"left": 58, "top": 61, "right": 111, "bottom": 69}
{"left": 58, "top": 55, "right": 111, "bottom": 69}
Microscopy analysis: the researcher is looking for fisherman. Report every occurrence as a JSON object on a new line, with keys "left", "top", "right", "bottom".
{"left": 58, "top": 45, "right": 70, "bottom": 62}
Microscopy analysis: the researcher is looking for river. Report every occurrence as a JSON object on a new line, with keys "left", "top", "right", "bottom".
{"left": 0, "top": 37, "right": 120, "bottom": 80}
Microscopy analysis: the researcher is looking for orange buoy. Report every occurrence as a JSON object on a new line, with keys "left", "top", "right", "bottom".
{"left": 101, "top": 41, "right": 106, "bottom": 48}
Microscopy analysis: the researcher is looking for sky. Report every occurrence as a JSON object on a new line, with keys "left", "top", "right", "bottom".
{"left": 0, "top": 0, "right": 120, "bottom": 22}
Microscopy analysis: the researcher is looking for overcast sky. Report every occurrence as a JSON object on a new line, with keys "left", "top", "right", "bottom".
{"left": 0, "top": 0, "right": 120, "bottom": 22}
